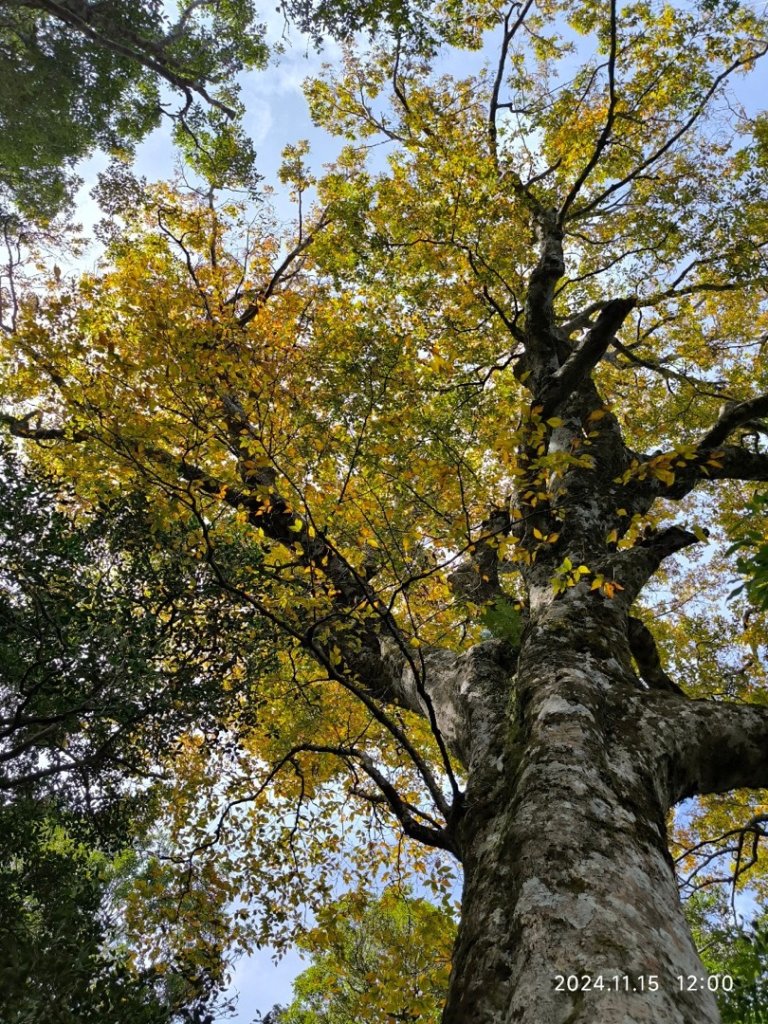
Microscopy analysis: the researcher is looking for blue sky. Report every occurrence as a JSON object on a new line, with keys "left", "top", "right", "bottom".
{"left": 228, "top": 944, "right": 305, "bottom": 1022}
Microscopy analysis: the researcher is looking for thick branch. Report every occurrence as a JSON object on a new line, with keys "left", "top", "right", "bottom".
{"left": 539, "top": 295, "right": 636, "bottom": 417}
{"left": 618, "top": 440, "right": 768, "bottom": 506}
{"left": 653, "top": 445, "right": 768, "bottom": 503}
{"left": 628, "top": 616, "right": 685, "bottom": 695}
{"left": 0, "top": 411, "right": 88, "bottom": 442}
{"left": 608, "top": 525, "right": 701, "bottom": 604}
{"left": 651, "top": 697, "right": 768, "bottom": 806}
{"left": 523, "top": 210, "right": 565, "bottom": 382}
{"left": 698, "top": 395, "right": 768, "bottom": 450}
{"left": 447, "top": 506, "right": 511, "bottom": 606}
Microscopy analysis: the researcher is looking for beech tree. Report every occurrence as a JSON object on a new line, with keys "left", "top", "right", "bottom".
{"left": 3, "top": 1, "right": 768, "bottom": 1022}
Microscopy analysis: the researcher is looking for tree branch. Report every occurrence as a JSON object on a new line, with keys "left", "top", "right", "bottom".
{"left": 607, "top": 525, "right": 701, "bottom": 605}
{"left": 539, "top": 295, "right": 636, "bottom": 417}
{"left": 628, "top": 616, "right": 685, "bottom": 695}
{"left": 650, "top": 445, "right": 768, "bottom": 503}
{"left": 651, "top": 697, "right": 768, "bottom": 806}
{"left": 447, "top": 506, "right": 512, "bottom": 606}
{"left": 237, "top": 208, "right": 331, "bottom": 326}
{"left": 698, "top": 395, "right": 768, "bottom": 450}
{"left": 568, "top": 42, "right": 768, "bottom": 223}
{"left": 558, "top": 0, "right": 619, "bottom": 224}
{"left": 489, "top": 0, "right": 536, "bottom": 169}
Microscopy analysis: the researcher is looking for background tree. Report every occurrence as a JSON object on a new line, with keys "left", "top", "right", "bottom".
{"left": 0, "top": 0, "right": 494, "bottom": 224}
{"left": 0, "top": 0, "right": 269, "bottom": 222}
{"left": 270, "top": 888, "right": 455, "bottom": 1024}
{"left": 2, "top": 2, "right": 768, "bottom": 1023}
{"left": 0, "top": 443, "right": 275, "bottom": 1021}
{"left": 683, "top": 892, "right": 768, "bottom": 1024}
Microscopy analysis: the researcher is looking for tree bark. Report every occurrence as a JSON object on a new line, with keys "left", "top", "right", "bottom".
{"left": 442, "top": 594, "right": 722, "bottom": 1024}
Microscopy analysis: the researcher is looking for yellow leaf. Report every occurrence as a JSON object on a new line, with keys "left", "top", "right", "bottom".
{"left": 601, "top": 580, "right": 625, "bottom": 598}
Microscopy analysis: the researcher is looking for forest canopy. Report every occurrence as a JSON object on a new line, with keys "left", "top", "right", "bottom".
{"left": 2, "top": 1, "right": 768, "bottom": 1022}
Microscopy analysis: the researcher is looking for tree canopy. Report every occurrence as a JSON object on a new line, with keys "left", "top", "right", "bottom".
{"left": 0, "top": 0, "right": 271, "bottom": 220}
{"left": 270, "top": 888, "right": 454, "bottom": 1024}
{"left": 0, "top": 0, "right": 497, "bottom": 222}
{"left": 3, "top": 1, "right": 768, "bottom": 1021}
{"left": 0, "top": 446, "right": 275, "bottom": 1020}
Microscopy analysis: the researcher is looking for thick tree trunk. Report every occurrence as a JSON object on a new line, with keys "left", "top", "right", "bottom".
{"left": 442, "top": 599, "right": 721, "bottom": 1024}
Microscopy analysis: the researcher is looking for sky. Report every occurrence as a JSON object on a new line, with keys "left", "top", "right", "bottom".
{"left": 228, "top": 944, "right": 305, "bottom": 1022}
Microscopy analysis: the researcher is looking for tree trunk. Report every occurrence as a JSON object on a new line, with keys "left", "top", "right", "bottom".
{"left": 442, "top": 597, "right": 721, "bottom": 1024}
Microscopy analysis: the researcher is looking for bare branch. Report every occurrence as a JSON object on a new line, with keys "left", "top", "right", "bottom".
{"left": 489, "top": 0, "right": 536, "bottom": 168}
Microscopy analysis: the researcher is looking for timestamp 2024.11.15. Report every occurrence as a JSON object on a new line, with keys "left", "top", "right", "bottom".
{"left": 553, "top": 974, "right": 734, "bottom": 994}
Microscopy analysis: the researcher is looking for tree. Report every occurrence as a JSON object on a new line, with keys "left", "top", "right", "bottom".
{"left": 271, "top": 888, "right": 454, "bottom": 1023}
{"left": 687, "top": 894, "right": 768, "bottom": 1024}
{"left": 0, "top": 445, "right": 275, "bottom": 1021}
{"left": 0, "top": 441, "right": 273, "bottom": 796}
{"left": 0, "top": 797, "right": 231, "bottom": 1024}
{"left": 0, "top": 0, "right": 490, "bottom": 222}
{"left": 3, "top": 2, "right": 768, "bottom": 1022}
{"left": 0, "top": 0, "right": 271, "bottom": 221}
